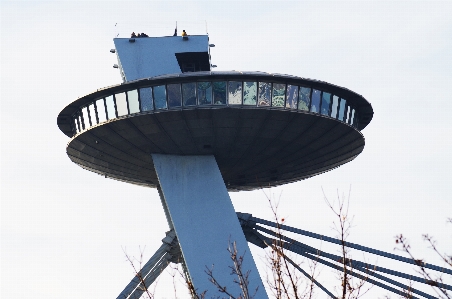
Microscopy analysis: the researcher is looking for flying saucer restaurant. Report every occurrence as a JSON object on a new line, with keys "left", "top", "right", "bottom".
{"left": 57, "top": 71, "right": 373, "bottom": 190}
{"left": 58, "top": 72, "right": 373, "bottom": 138}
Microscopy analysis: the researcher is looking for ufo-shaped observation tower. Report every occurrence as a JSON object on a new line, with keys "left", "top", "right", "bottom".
{"left": 58, "top": 34, "right": 378, "bottom": 298}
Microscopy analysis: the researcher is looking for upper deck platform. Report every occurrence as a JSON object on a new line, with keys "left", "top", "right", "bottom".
{"left": 57, "top": 71, "right": 373, "bottom": 191}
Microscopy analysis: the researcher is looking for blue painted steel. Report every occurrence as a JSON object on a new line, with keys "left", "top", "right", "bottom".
{"left": 114, "top": 36, "right": 209, "bottom": 81}
{"left": 301, "top": 251, "right": 427, "bottom": 299}
{"left": 251, "top": 216, "right": 452, "bottom": 275}
{"left": 279, "top": 252, "right": 336, "bottom": 298}
{"left": 153, "top": 154, "right": 267, "bottom": 298}
{"left": 117, "top": 231, "right": 178, "bottom": 299}
{"left": 237, "top": 213, "right": 450, "bottom": 298}
{"left": 254, "top": 224, "right": 452, "bottom": 291}
{"left": 255, "top": 225, "right": 445, "bottom": 298}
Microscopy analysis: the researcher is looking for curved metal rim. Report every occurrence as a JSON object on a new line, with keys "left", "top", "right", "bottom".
{"left": 57, "top": 71, "right": 374, "bottom": 137}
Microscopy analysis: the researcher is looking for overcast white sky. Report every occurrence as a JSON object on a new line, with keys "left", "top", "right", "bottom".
{"left": 1, "top": 1, "right": 451, "bottom": 299}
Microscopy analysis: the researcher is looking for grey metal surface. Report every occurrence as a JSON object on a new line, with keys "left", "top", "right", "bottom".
{"left": 300, "top": 250, "right": 427, "bottom": 299}
{"left": 114, "top": 36, "right": 210, "bottom": 81}
{"left": 64, "top": 108, "right": 364, "bottom": 191}
{"left": 249, "top": 215, "right": 452, "bottom": 275}
{"left": 280, "top": 251, "right": 336, "bottom": 299}
{"left": 237, "top": 213, "right": 447, "bottom": 299}
{"left": 240, "top": 221, "right": 336, "bottom": 298}
{"left": 117, "top": 230, "right": 182, "bottom": 299}
{"left": 255, "top": 225, "right": 450, "bottom": 298}
{"left": 153, "top": 154, "right": 267, "bottom": 298}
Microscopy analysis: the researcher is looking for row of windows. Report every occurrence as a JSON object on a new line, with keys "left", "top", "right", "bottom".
{"left": 72, "top": 81, "right": 359, "bottom": 134}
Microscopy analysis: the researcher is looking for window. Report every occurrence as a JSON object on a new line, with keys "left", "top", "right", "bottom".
{"left": 128, "top": 90, "right": 140, "bottom": 114}
{"left": 272, "top": 83, "right": 286, "bottom": 107}
{"left": 285, "top": 85, "right": 298, "bottom": 109}
{"left": 213, "top": 81, "right": 227, "bottom": 105}
{"left": 345, "top": 105, "right": 350, "bottom": 123}
{"left": 258, "top": 82, "right": 271, "bottom": 106}
{"left": 88, "top": 103, "right": 97, "bottom": 125}
{"left": 167, "top": 84, "right": 182, "bottom": 108}
{"left": 77, "top": 113, "right": 83, "bottom": 130}
{"left": 82, "top": 107, "right": 90, "bottom": 129}
{"left": 243, "top": 82, "right": 257, "bottom": 105}
{"left": 310, "top": 89, "right": 321, "bottom": 113}
{"left": 331, "top": 95, "right": 339, "bottom": 119}
{"left": 338, "top": 98, "right": 346, "bottom": 121}
{"left": 182, "top": 83, "right": 197, "bottom": 106}
{"left": 115, "top": 92, "right": 128, "bottom": 116}
{"left": 298, "top": 87, "right": 311, "bottom": 111}
{"left": 228, "top": 81, "right": 242, "bottom": 105}
{"left": 197, "top": 82, "right": 212, "bottom": 105}
{"left": 96, "top": 98, "right": 107, "bottom": 123}
{"left": 74, "top": 114, "right": 81, "bottom": 133}
{"left": 320, "top": 92, "right": 331, "bottom": 116}
{"left": 153, "top": 85, "right": 167, "bottom": 109}
{"left": 139, "top": 87, "right": 154, "bottom": 111}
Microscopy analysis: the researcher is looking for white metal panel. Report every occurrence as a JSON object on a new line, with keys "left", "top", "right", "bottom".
{"left": 152, "top": 154, "right": 267, "bottom": 298}
{"left": 114, "top": 35, "right": 209, "bottom": 81}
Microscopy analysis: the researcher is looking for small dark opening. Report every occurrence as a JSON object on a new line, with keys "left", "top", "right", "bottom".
{"left": 203, "top": 144, "right": 212, "bottom": 149}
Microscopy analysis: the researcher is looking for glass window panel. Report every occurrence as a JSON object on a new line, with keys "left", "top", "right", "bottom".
{"left": 139, "top": 87, "right": 154, "bottom": 111}
{"left": 77, "top": 113, "right": 83, "bottom": 130}
{"left": 115, "top": 92, "right": 128, "bottom": 116}
{"left": 182, "top": 83, "right": 197, "bottom": 106}
{"left": 258, "top": 82, "right": 271, "bottom": 106}
{"left": 88, "top": 103, "right": 97, "bottom": 125}
{"left": 310, "top": 89, "right": 321, "bottom": 113}
{"left": 82, "top": 107, "right": 90, "bottom": 129}
{"left": 153, "top": 85, "right": 167, "bottom": 109}
{"left": 331, "top": 96, "right": 339, "bottom": 119}
{"left": 228, "top": 81, "right": 242, "bottom": 105}
{"left": 243, "top": 82, "right": 257, "bottom": 105}
{"left": 350, "top": 109, "right": 355, "bottom": 126}
{"left": 338, "top": 98, "right": 346, "bottom": 121}
{"left": 128, "top": 90, "right": 140, "bottom": 114}
{"left": 73, "top": 116, "right": 80, "bottom": 133}
{"left": 272, "top": 83, "right": 286, "bottom": 107}
{"left": 167, "top": 84, "right": 182, "bottom": 108}
{"left": 285, "top": 85, "right": 298, "bottom": 109}
{"left": 197, "top": 82, "right": 212, "bottom": 105}
{"left": 298, "top": 87, "right": 311, "bottom": 111}
{"left": 321, "top": 92, "right": 331, "bottom": 116}
{"left": 96, "top": 99, "right": 107, "bottom": 123}
{"left": 105, "top": 95, "right": 116, "bottom": 120}
{"left": 345, "top": 105, "right": 350, "bottom": 123}
{"left": 212, "top": 81, "right": 227, "bottom": 105}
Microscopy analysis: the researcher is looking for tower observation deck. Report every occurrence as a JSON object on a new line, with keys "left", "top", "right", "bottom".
{"left": 57, "top": 36, "right": 373, "bottom": 192}
{"left": 57, "top": 34, "right": 377, "bottom": 298}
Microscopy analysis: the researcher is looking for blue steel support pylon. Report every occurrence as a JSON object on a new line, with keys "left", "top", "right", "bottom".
{"left": 152, "top": 154, "right": 267, "bottom": 298}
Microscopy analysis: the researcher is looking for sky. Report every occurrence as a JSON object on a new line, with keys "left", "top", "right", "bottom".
{"left": 1, "top": 1, "right": 451, "bottom": 298}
